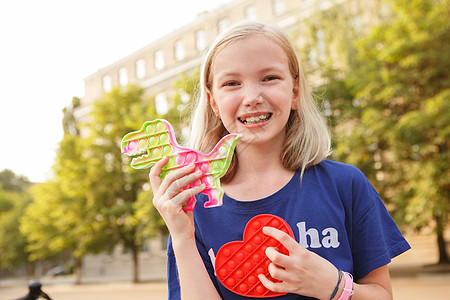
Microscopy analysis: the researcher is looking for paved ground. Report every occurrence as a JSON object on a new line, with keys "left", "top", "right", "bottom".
{"left": 1, "top": 275, "right": 449, "bottom": 300}
{"left": 1, "top": 231, "right": 449, "bottom": 299}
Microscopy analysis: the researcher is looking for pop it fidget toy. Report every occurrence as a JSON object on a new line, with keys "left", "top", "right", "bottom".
{"left": 121, "top": 119, "right": 241, "bottom": 211}
{"left": 215, "top": 214, "right": 295, "bottom": 298}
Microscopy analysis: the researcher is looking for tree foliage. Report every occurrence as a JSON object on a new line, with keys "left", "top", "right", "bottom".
{"left": 348, "top": 0, "right": 449, "bottom": 228}
{"left": 20, "top": 101, "right": 112, "bottom": 281}
{"left": 305, "top": 0, "right": 449, "bottom": 263}
{"left": 0, "top": 170, "right": 31, "bottom": 269}
{"left": 80, "top": 84, "right": 188, "bottom": 281}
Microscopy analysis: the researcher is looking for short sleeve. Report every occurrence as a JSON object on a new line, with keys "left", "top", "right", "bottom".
{"left": 351, "top": 173, "right": 410, "bottom": 279}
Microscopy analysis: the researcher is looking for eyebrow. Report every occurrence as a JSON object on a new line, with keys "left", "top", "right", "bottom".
{"left": 215, "top": 65, "right": 286, "bottom": 78}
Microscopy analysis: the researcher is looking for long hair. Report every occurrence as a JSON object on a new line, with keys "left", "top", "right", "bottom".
{"left": 188, "top": 21, "right": 331, "bottom": 181}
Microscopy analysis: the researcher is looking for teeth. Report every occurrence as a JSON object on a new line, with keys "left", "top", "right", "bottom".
{"left": 240, "top": 114, "right": 271, "bottom": 124}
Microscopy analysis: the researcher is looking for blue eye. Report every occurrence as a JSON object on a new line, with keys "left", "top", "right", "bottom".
{"left": 264, "top": 76, "right": 279, "bottom": 81}
{"left": 224, "top": 81, "right": 239, "bottom": 87}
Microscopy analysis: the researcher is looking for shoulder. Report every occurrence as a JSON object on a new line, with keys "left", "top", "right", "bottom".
{"left": 314, "top": 159, "right": 363, "bottom": 174}
{"left": 309, "top": 159, "right": 369, "bottom": 185}
{"left": 306, "top": 160, "right": 380, "bottom": 212}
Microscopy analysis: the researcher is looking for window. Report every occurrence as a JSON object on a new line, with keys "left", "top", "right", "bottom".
{"left": 155, "top": 92, "right": 168, "bottom": 115}
{"left": 154, "top": 50, "right": 165, "bottom": 70}
{"left": 317, "top": 29, "right": 326, "bottom": 62}
{"left": 351, "top": 16, "right": 362, "bottom": 33}
{"left": 174, "top": 40, "right": 185, "bottom": 61}
{"left": 217, "top": 18, "right": 230, "bottom": 34}
{"left": 195, "top": 30, "right": 207, "bottom": 52}
{"left": 244, "top": 5, "right": 257, "bottom": 21}
{"left": 103, "top": 75, "right": 112, "bottom": 92}
{"left": 119, "top": 67, "right": 128, "bottom": 86}
{"left": 272, "top": 0, "right": 285, "bottom": 15}
{"left": 309, "top": 30, "right": 326, "bottom": 66}
{"left": 308, "top": 50, "right": 317, "bottom": 66}
{"left": 135, "top": 59, "right": 145, "bottom": 79}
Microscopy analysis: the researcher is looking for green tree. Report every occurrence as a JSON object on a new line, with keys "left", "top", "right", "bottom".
{"left": 0, "top": 169, "right": 31, "bottom": 191}
{"left": 350, "top": 0, "right": 449, "bottom": 264}
{"left": 84, "top": 85, "right": 180, "bottom": 282}
{"left": 298, "top": 0, "right": 449, "bottom": 263}
{"left": 21, "top": 182, "right": 72, "bottom": 261}
{"left": 0, "top": 170, "right": 31, "bottom": 271}
{"left": 320, "top": 0, "right": 450, "bottom": 263}
{"left": 21, "top": 98, "right": 112, "bottom": 283}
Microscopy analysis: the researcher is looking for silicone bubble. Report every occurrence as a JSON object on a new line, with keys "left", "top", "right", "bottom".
{"left": 215, "top": 214, "right": 295, "bottom": 298}
{"left": 121, "top": 119, "right": 241, "bottom": 211}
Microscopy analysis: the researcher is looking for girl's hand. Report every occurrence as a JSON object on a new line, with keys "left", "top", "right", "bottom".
{"left": 149, "top": 156, "right": 206, "bottom": 242}
{"left": 259, "top": 226, "right": 339, "bottom": 300}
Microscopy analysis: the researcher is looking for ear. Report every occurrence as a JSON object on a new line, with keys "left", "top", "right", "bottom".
{"left": 206, "top": 89, "right": 221, "bottom": 118}
{"left": 291, "top": 77, "right": 300, "bottom": 110}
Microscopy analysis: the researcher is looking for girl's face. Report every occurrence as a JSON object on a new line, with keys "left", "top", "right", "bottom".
{"left": 207, "top": 34, "right": 299, "bottom": 148}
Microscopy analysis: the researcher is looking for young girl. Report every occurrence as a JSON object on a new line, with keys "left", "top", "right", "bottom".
{"left": 150, "top": 22, "right": 410, "bottom": 300}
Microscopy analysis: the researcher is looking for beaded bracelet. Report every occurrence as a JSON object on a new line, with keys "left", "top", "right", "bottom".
{"left": 329, "top": 269, "right": 343, "bottom": 300}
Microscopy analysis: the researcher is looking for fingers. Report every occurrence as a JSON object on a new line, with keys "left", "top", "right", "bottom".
{"left": 166, "top": 168, "right": 200, "bottom": 197}
{"left": 170, "top": 176, "right": 206, "bottom": 206}
{"left": 262, "top": 226, "right": 305, "bottom": 283}
{"left": 262, "top": 226, "right": 301, "bottom": 257}
{"left": 149, "top": 155, "right": 169, "bottom": 191}
{"left": 258, "top": 273, "right": 286, "bottom": 294}
{"left": 150, "top": 159, "right": 205, "bottom": 209}
{"left": 260, "top": 227, "right": 342, "bottom": 299}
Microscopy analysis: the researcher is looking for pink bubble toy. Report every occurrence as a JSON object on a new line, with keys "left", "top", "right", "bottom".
{"left": 215, "top": 214, "right": 294, "bottom": 298}
{"left": 121, "top": 119, "right": 241, "bottom": 211}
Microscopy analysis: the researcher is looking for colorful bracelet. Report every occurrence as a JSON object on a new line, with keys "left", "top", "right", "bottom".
{"left": 337, "top": 271, "right": 354, "bottom": 300}
{"left": 329, "top": 269, "right": 343, "bottom": 300}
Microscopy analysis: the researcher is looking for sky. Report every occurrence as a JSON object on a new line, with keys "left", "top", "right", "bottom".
{"left": 0, "top": 0, "right": 231, "bottom": 183}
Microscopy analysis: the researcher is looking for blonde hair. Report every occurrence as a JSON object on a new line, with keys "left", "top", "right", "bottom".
{"left": 188, "top": 21, "right": 331, "bottom": 181}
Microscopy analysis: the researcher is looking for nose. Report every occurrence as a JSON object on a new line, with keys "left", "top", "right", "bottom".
{"left": 242, "top": 83, "right": 264, "bottom": 107}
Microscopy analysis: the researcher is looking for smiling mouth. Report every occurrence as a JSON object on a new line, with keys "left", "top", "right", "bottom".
{"left": 238, "top": 113, "right": 272, "bottom": 124}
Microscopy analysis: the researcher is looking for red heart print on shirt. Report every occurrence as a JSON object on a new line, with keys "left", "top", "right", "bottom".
{"left": 215, "top": 214, "right": 295, "bottom": 298}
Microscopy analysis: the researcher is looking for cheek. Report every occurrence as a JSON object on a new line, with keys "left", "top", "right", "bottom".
{"left": 215, "top": 103, "right": 240, "bottom": 132}
{"left": 214, "top": 93, "right": 239, "bottom": 117}
{"left": 218, "top": 105, "right": 237, "bottom": 126}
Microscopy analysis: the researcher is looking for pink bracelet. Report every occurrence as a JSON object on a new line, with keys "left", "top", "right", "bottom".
{"left": 337, "top": 271, "right": 354, "bottom": 300}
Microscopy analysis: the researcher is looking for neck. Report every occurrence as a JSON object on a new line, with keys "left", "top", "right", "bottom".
{"left": 222, "top": 141, "right": 295, "bottom": 201}
{"left": 236, "top": 144, "right": 283, "bottom": 174}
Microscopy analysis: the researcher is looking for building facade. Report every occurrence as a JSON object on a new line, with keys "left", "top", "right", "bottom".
{"left": 77, "top": 0, "right": 384, "bottom": 121}
{"left": 75, "top": 0, "right": 317, "bottom": 121}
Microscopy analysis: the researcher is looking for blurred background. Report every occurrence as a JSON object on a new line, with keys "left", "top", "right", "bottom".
{"left": 1, "top": 0, "right": 448, "bottom": 298}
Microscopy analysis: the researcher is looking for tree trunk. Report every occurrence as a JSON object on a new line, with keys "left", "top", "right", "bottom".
{"left": 74, "top": 256, "right": 83, "bottom": 285}
{"left": 437, "top": 232, "right": 449, "bottom": 264}
{"left": 435, "top": 215, "right": 449, "bottom": 265}
{"left": 132, "top": 247, "right": 140, "bottom": 283}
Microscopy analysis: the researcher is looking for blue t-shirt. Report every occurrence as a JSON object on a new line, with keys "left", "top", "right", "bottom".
{"left": 167, "top": 160, "right": 410, "bottom": 299}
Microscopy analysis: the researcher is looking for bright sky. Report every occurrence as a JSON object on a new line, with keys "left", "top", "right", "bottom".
{"left": 0, "top": 0, "right": 231, "bottom": 183}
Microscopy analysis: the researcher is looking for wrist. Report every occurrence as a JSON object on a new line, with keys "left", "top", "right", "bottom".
{"left": 171, "top": 235, "right": 196, "bottom": 250}
{"left": 336, "top": 271, "right": 354, "bottom": 300}
{"left": 328, "top": 268, "right": 343, "bottom": 300}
